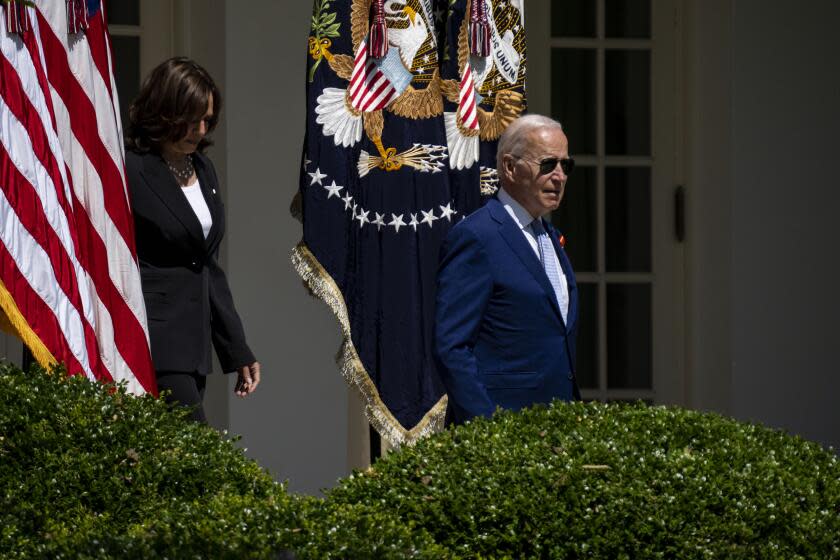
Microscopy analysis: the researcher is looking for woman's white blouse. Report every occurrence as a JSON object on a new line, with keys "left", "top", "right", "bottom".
{"left": 181, "top": 179, "right": 213, "bottom": 239}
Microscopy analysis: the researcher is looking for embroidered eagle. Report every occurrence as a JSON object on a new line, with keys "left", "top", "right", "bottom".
{"left": 309, "top": 0, "right": 524, "bottom": 174}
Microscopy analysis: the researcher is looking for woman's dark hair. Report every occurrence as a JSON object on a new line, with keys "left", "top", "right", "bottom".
{"left": 125, "top": 57, "right": 222, "bottom": 153}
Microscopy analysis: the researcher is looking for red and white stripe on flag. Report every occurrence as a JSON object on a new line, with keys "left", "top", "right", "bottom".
{"left": 349, "top": 39, "right": 398, "bottom": 112}
{"left": 459, "top": 63, "right": 480, "bottom": 131}
{"left": 0, "top": 0, "right": 156, "bottom": 395}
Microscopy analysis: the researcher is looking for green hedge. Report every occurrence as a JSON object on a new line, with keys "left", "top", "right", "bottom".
{"left": 328, "top": 401, "right": 840, "bottom": 559}
{"left": 0, "top": 363, "right": 441, "bottom": 559}
{"left": 2, "top": 362, "right": 839, "bottom": 558}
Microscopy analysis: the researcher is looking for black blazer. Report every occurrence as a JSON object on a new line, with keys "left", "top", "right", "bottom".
{"left": 126, "top": 149, "right": 255, "bottom": 375}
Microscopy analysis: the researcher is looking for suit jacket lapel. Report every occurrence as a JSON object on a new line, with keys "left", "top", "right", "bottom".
{"left": 139, "top": 153, "right": 206, "bottom": 253}
{"left": 488, "top": 199, "right": 566, "bottom": 327}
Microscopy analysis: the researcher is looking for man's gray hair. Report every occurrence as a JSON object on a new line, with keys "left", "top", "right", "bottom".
{"left": 496, "top": 114, "right": 564, "bottom": 173}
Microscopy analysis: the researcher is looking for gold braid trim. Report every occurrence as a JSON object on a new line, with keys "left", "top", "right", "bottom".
{"left": 0, "top": 278, "right": 57, "bottom": 368}
{"left": 291, "top": 242, "right": 448, "bottom": 448}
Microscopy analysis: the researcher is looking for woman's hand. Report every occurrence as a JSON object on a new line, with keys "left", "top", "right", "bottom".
{"left": 234, "top": 361, "right": 261, "bottom": 397}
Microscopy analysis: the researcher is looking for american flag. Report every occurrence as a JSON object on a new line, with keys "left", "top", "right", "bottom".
{"left": 0, "top": 0, "right": 155, "bottom": 395}
{"left": 349, "top": 39, "right": 399, "bottom": 112}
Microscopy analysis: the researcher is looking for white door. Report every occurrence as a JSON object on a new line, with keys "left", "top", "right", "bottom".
{"left": 528, "top": 0, "right": 685, "bottom": 404}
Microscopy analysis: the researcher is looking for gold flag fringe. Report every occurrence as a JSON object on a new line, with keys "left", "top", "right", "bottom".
{"left": 291, "top": 241, "right": 448, "bottom": 448}
{"left": 0, "top": 278, "right": 57, "bottom": 369}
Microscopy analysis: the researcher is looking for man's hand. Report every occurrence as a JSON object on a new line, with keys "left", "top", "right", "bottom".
{"left": 234, "top": 361, "right": 261, "bottom": 397}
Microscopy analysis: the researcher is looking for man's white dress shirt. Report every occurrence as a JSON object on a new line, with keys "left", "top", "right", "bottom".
{"left": 497, "top": 188, "right": 569, "bottom": 323}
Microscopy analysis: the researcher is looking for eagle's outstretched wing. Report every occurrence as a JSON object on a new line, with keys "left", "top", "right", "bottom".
{"left": 327, "top": 54, "right": 355, "bottom": 81}
{"left": 387, "top": 70, "right": 444, "bottom": 119}
{"left": 477, "top": 90, "right": 524, "bottom": 141}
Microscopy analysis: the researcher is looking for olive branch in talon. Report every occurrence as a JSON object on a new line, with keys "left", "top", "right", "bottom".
{"left": 357, "top": 144, "right": 448, "bottom": 178}
{"left": 308, "top": 0, "right": 341, "bottom": 82}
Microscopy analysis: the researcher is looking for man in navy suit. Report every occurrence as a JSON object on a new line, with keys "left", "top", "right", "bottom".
{"left": 434, "top": 114, "right": 580, "bottom": 424}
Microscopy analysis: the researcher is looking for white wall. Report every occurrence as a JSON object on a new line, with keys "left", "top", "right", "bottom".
{"left": 219, "top": 1, "right": 353, "bottom": 495}
{"left": 729, "top": 0, "right": 840, "bottom": 449}
{"left": 688, "top": 0, "right": 840, "bottom": 450}
{"left": 684, "top": 0, "right": 733, "bottom": 416}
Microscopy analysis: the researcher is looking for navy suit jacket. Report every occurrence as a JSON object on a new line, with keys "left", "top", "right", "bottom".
{"left": 433, "top": 197, "right": 580, "bottom": 424}
{"left": 126, "top": 150, "right": 254, "bottom": 376}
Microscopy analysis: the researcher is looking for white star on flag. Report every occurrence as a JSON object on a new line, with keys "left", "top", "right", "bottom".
{"left": 356, "top": 208, "right": 370, "bottom": 227}
{"left": 303, "top": 157, "right": 312, "bottom": 171}
{"left": 341, "top": 193, "right": 354, "bottom": 209}
{"left": 409, "top": 213, "right": 420, "bottom": 231}
{"left": 308, "top": 167, "right": 327, "bottom": 186}
{"left": 373, "top": 212, "right": 386, "bottom": 230}
{"left": 389, "top": 213, "right": 406, "bottom": 233}
{"left": 324, "top": 180, "right": 343, "bottom": 199}
{"left": 439, "top": 202, "right": 457, "bottom": 221}
{"left": 421, "top": 209, "right": 438, "bottom": 228}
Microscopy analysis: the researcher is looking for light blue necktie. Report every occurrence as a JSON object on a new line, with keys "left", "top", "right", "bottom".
{"left": 531, "top": 219, "right": 569, "bottom": 324}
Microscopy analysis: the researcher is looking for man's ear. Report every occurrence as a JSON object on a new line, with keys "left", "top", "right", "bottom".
{"left": 500, "top": 154, "right": 516, "bottom": 182}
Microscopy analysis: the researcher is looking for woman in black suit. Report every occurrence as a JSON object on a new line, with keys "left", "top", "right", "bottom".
{"left": 125, "top": 57, "right": 260, "bottom": 422}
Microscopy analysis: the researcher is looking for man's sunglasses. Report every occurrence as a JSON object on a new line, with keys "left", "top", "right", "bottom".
{"left": 513, "top": 155, "right": 575, "bottom": 176}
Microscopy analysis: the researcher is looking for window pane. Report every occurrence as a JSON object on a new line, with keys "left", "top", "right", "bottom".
{"left": 110, "top": 36, "right": 140, "bottom": 131}
{"left": 607, "top": 283, "right": 651, "bottom": 389}
{"left": 551, "top": 49, "right": 596, "bottom": 155}
{"left": 575, "top": 282, "right": 598, "bottom": 389}
{"left": 551, "top": 0, "right": 596, "bottom": 38}
{"left": 605, "top": 49, "right": 650, "bottom": 155}
{"left": 605, "top": 167, "right": 651, "bottom": 272}
{"left": 552, "top": 166, "right": 596, "bottom": 273}
{"left": 105, "top": 0, "right": 139, "bottom": 26}
{"left": 605, "top": 0, "right": 651, "bottom": 38}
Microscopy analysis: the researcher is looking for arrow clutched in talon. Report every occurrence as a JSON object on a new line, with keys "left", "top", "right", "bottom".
{"left": 358, "top": 141, "right": 448, "bottom": 177}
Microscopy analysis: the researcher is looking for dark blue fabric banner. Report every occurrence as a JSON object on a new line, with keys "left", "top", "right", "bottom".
{"left": 293, "top": 0, "right": 526, "bottom": 445}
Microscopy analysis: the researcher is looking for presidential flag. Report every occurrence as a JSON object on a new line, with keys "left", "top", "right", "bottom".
{"left": 0, "top": 0, "right": 155, "bottom": 394}
{"left": 293, "top": 0, "right": 526, "bottom": 446}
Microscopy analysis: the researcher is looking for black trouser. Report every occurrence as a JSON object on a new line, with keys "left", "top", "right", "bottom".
{"left": 156, "top": 371, "right": 207, "bottom": 423}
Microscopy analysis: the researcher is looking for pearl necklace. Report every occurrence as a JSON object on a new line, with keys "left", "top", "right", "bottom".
{"left": 166, "top": 154, "right": 194, "bottom": 183}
